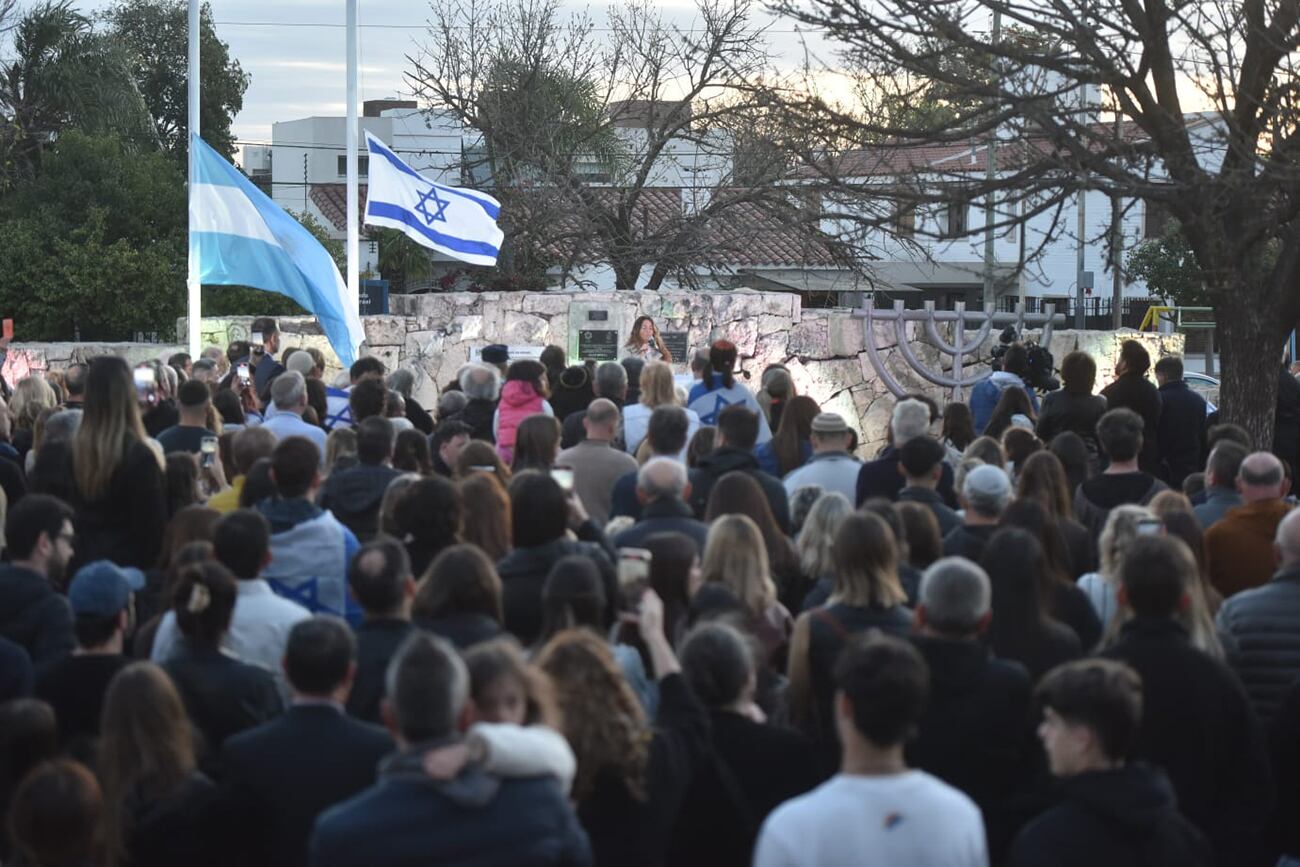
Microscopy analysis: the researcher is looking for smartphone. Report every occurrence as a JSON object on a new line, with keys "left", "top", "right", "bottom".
{"left": 133, "top": 367, "right": 155, "bottom": 401}
{"left": 470, "top": 465, "right": 498, "bottom": 473}
{"left": 250, "top": 331, "right": 264, "bottom": 347}
{"left": 237, "top": 362, "right": 251, "bottom": 385}
{"left": 551, "top": 467, "right": 575, "bottom": 493}
{"left": 2, "top": 319, "right": 12, "bottom": 340}
{"left": 617, "top": 548, "right": 652, "bottom": 588}
{"left": 1137, "top": 518, "right": 1163, "bottom": 536}
{"left": 200, "top": 435, "right": 218, "bottom": 468}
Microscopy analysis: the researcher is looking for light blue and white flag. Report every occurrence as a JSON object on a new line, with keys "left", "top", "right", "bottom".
{"left": 363, "top": 131, "right": 503, "bottom": 267}
{"left": 188, "top": 135, "right": 365, "bottom": 367}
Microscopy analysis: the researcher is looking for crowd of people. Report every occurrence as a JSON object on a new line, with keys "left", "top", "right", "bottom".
{"left": 1, "top": 320, "right": 1298, "bottom": 866}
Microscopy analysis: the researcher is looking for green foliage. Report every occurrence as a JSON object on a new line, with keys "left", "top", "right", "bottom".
{"left": 373, "top": 227, "right": 433, "bottom": 291}
{"left": 0, "top": 131, "right": 185, "bottom": 339}
{"left": 104, "top": 0, "right": 249, "bottom": 162}
{"left": 1125, "top": 222, "right": 1210, "bottom": 306}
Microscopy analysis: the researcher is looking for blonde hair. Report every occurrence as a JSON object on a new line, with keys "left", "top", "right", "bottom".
{"left": 796, "top": 492, "right": 852, "bottom": 580}
{"left": 1099, "top": 505, "right": 1154, "bottom": 584}
{"left": 10, "top": 375, "right": 55, "bottom": 432}
{"left": 830, "top": 511, "right": 907, "bottom": 608}
{"left": 1148, "top": 490, "right": 1193, "bottom": 518}
{"left": 701, "top": 514, "right": 776, "bottom": 617}
{"left": 1102, "top": 535, "right": 1225, "bottom": 660}
{"left": 72, "top": 357, "right": 151, "bottom": 501}
{"left": 638, "top": 361, "right": 678, "bottom": 409}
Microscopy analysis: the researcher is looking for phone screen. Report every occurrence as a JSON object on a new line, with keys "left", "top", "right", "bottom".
{"left": 250, "top": 331, "right": 264, "bottom": 347}
{"left": 617, "top": 548, "right": 652, "bottom": 588}
{"left": 1137, "top": 519, "right": 1163, "bottom": 536}
{"left": 551, "top": 468, "right": 575, "bottom": 493}
{"left": 133, "top": 368, "right": 155, "bottom": 400}
{"left": 200, "top": 436, "right": 218, "bottom": 467}
{"left": 237, "top": 363, "right": 251, "bottom": 384}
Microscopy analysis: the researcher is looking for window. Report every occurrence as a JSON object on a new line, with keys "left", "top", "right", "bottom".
{"left": 336, "top": 155, "right": 369, "bottom": 177}
{"left": 1144, "top": 200, "right": 1170, "bottom": 239}
{"left": 938, "top": 197, "right": 968, "bottom": 239}
{"left": 892, "top": 203, "right": 916, "bottom": 237}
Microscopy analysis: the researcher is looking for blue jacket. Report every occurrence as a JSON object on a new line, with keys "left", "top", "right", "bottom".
{"left": 971, "top": 372, "right": 1040, "bottom": 434}
{"left": 311, "top": 742, "right": 591, "bottom": 867}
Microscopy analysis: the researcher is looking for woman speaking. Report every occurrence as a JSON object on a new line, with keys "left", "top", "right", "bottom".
{"left": 625, "top": 315, "right": 673, "bottom": 363}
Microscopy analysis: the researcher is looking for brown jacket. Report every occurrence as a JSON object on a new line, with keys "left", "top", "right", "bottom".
{"left": 1206, "top": 499, "right": 1294, "bottom": 599}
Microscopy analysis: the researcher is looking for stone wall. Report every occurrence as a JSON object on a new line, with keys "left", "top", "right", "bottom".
{"left": 3, "top": 290, "right": 1183, "bottom": 457}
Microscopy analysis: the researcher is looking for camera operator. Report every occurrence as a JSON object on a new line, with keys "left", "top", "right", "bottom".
{"left": 971, "top": 341, "right": 1040, "bottom": 435}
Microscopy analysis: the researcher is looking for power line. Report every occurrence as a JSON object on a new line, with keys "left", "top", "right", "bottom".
{"left": 213, "top": 19, "right": 825, "bottom": 34}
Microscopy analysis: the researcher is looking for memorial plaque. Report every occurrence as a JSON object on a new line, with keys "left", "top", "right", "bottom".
{"left": 577, "top": 329, "right": 619, "bottom": 361}
{"left": 659, "top": 331, "right": 689, "bottom": 363}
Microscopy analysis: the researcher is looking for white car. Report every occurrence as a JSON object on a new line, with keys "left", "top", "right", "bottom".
{"left": 1183, "top": 372, "right": 1219, "bottom": 414}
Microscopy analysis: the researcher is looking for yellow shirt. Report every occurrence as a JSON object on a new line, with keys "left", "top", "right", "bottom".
{"left": 207, "top": 476, "right": 245, "bottom": 513}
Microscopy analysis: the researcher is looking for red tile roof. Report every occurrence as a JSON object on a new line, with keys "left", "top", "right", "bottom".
{"left": 310, "top": 184, "right": 368, "bottom": 233}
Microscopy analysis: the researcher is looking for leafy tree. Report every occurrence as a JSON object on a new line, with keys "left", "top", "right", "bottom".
{"left": 0, "top": 0, "right": 155, "bottom": 191}
{"left": 1125, "top": 224, "right": 1209, "bottom": 307}
{"left": 105, "top": 0, "right": 249, "bottom": 162}
{"left": 0, "top": 131, "right": 184, "bottom": 339}
{"left": 373, "top": 227, "right": 434, "bottom": 292}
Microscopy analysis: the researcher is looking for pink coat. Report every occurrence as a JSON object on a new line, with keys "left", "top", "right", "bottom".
{"left": 495, "top": 380, "right": 546, "bottom": 464}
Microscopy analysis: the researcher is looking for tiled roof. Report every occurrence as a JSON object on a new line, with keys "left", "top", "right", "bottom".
{"left": 310, "top": 184, "right": 368, "bottom": 233}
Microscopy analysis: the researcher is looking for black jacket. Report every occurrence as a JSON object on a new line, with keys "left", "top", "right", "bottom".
{"left": 856, "top": 444, "right": 957, "bottom": 508}
{"left": 1009, "top": 765, "right": 1209, "bottom": 867}
{"left": 1100, "top": 373, "right": 1163, "bottom": 476}
{"left": 346, "top": 618, "right": 415, "bottom": 724}
{"left": 1102, "top": 617, "right": 1272, "bottom": 865}
{"left": 1216, "top": 565, "right": 1300, "bottom": 725}
{"left": 496, "top": 533, "right": 616, "bottom": 646}
{"left": 450, "top": 398, "right": 497, "bottom": 443}
{"left": 222, "top": 704, "right": 395, "bottom": 867}
{"left": 1035, "top": 390, "right": 1108, "bottom": 465}
{"left": 908, "top": 635, "right": 1039, "bottom": 860}
{"left": 1156, "top": 381, "right": 1207, "bottom": 487}
{"left": 688, "top": 448, "right": 791, "bottom": 533}
{"left": 404, "top": 397, "right": 435, "bottom": 435}
{"left": 1275, "top": 366, "right": 1300, "bottom": 476}
{"left": 0, "top": 564, "right": 73, "bottom": 664}
{"left": 164, "top": 642, "right": 284, "bottom": 758}
{"left": 416, "top": 612, "right": 502, "bottom": 650}
{"left": 612, "top": 498, "right": 710, "bottom": 553}
{"left": 942, "top": 523, "right": 998, "bottom": 562}
{"left": 318, "top": 463, "right": 403, "bottom": 543}
{"left": 898, "top": 486, "right": 961, "bottom": 536}
{"left": 123, "top": 772, "right": 230, "bottom": 867}
{"left": 66, "top": 438, "right": 167, "bottom": 571}
{"left": 1074, "top": 472, "right": 1168, "bottom": 541}
{"left": 1268, "top": 678, "right": 1300, "bottom": 856}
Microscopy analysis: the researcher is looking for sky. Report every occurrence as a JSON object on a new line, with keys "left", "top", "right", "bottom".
{"left": 73, "top": 0, "right": 844, "bottom": 153}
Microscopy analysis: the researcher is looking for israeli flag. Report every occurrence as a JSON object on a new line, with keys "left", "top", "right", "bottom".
{"left": 188, "top": 135, "right": 365, "bottom": 367}
{"left": 363, "top": 131, "right": 503, "bottom": 267}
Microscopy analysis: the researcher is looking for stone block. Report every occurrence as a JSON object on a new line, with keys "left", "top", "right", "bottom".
{"left": 787, "top": 317, "right": 829, "bottom": 358}
{"left": 501, "top": 312, "right": 550, "bottom": 346}
{"left": 522, "top": 293, "right": 574, "bottom": 317}
{"left": 363, "top": 316, "right": 407, "bottom": 347}
{"left": 827, "top": 314, "right": 866, "bottom": 357}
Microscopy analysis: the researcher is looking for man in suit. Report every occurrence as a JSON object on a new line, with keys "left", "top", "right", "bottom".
{"left": 222, "top": 617, "right": 395, "bottom": 867}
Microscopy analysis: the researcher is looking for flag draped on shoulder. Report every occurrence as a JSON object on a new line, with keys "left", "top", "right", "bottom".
{"left": 188, "top": 134, "right": 365, "bottom": 367}
{"left": 363, "top": 131, "right": 503, "bottom": 267}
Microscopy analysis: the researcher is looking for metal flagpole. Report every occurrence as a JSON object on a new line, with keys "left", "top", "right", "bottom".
{"left": 186, "top": 0, "right": 201, "bottom": 357}
{"left": 345, "top": 0, "right": 360, "bottom": 314}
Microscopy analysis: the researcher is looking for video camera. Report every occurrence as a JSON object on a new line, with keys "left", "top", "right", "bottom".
{"left": 989, "top": 326, "right": 1060, "bottom": 393}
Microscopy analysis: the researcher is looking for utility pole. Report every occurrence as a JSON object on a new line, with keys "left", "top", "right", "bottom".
{"left": 1074, "top": 82, "right": 1088, "bottom": 330}
{"left": 1109, "top": 192, "right": 1123, "bottom": 329}
{"left": 185, "top": 0, "right": 200, "bottom": 357}
{"left": 981, "top": 8, "right": 1001, "bottom": 306}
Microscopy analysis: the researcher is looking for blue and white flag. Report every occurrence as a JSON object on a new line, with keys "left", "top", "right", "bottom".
{"left": 188, "top": 135, "right": 365, "bottom": 367}
{"left": 363, "top": 131, "right": 503, "bottom": 267}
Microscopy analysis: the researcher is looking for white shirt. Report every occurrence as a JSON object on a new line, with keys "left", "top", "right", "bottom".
{"left": 783, "top": 452, "right": 863, "bottom": 503}
{"left": 151, "top": 579, "right": 311, "bottom": 675}
{"left": 754, "top": 772, "right": 988, "bottom": 867}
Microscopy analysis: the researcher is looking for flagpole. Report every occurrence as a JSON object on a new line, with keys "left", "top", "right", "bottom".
{"left": 186, "top": 0, "right": 201, "bottom": 357}
{"left": 345, "top": 0, "right": 360, "bottom": 316}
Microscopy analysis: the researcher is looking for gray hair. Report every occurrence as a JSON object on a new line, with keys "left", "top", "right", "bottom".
{"left": 962, "top": 465, "right": 1012, "bottom": 518}
{"left": 384, "top": 631, "right": 468, "bottom": 742}
{"left": 919, "top": 558, "right": 992, "bottom": 634}
{"left": 638, "top": 457, "right": 688, "bottom": 500}
{"left": 387, "top": 368, "right": 417, "bottom": 398}
{"left": 1099, "top": 505, "right": 1156, "bottom": 581}
{"left": 458, "top": 364, "right": 501, "bottom": 401}
{"left": 42, "top": 409, "right": 82, "bottom": 445}
{"left": 595, "top": 361, "right": 628, "bottom": 399}
{"left": 797, "top": 491, "right": 852, "bottom": 579}
{"left": 891, "top": 399, "right": 930, "bottom": 446}
{"left": 436, "top": 390, "right": 468, "bottom": 419}
{"left": 271, "top": 370, "right": 307, "bottom": 410}
{"left": 1277, "top": 508, "right": 1300, "bottom": 566}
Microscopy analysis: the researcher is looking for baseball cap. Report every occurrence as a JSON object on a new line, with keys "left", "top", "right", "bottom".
{"left": 810, "top": 412, "right": 850, "bottom": 435}
{"left": 482, "top": 344, "right": 510, "bottom": 364}
{"left": 67, "top": 561, "right": 145, "bottom": 619}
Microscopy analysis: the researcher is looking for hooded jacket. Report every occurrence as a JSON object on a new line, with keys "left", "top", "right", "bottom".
{"left": 971, "top": 371, "right": 1040, "bottom": 434}
{"left": 494, "top": 381, "right": 546, "bottom": 464}
{"left": 687, "top": 447, "right": 791, "bottom": 533}
{"left": 257, "top": 498, "right": 360, "bottom": 624}
{"left": 0, "top": 564, "right": 73, "bottom": 664}
{"left": 310, "top": 741, "right": 592, "bottom": 867}
{"left": 318, "top": 463, "right": 403, "bottom": 542}
{"left": 1009, "top": 765, "right": 1209, "bottom": 867}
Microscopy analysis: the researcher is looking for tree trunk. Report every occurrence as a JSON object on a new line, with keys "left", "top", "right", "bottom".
{"left": 1215, "top": 294, "right": 1283, "bottom": 451}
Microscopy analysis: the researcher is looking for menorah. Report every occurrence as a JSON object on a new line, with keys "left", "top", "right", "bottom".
{"left": 854, "top": 299, "right": 1065, "bottom": 403}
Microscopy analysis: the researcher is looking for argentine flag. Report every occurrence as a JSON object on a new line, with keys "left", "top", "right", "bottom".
{"left": 363, "top": 131, "right": 503, "bottom": 267}
{"left": 188, "top": 135, "right": 365, "bottom": 367}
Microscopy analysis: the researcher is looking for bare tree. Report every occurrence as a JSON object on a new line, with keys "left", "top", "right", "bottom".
{"left": 407, "top": 0, "right": 844, "bottom": 292}
{"left": 764, "top": 0, "right": 1300, "bottom": 446}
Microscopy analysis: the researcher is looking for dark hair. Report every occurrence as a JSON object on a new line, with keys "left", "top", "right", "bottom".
{"left": 686, "top": 427, "right": 716, "bottom": 468}
{"left": 271, "top": 437, "right": 320, "bottom": 498}
{"left": 540, "top": 345, "right": 567, "bottom": 377}
{"left": 356, "top": 416, "right": 396, "bottom": 465}
{"left": 984, "top": 387, "right": 1035, "bottom": 440}
{"left": 898, "top": 435, "right": 946, "bottom": 478}
{"left": 537, "top": 556, "right": 607, "bottom": 645}
{"left": 512, "top": 415, "right": 561, "bottom": 472}
{"left": 172, "top": 560, "right": 238, "bottom": 646}
{"left": 1002, "top": 428, "right": 1043, "bottom": 469}
{"left": 834, "top": 633, "right": 929, "bottom": 747}
{"left": 717, "top": 405, "right": 760, "bottom": 451}
{"left": 349, "top": 377, "right": 388, "bottom": 424}
{"left": 896, "top": 501, "right": 942, "bottom": 569}
{"left": 643, "top": 532, "right": 697, "bottom": 646}
{"left": 505, "top": 360, "right": 548, "bottom": 397}
{"left": 1037, "top": 659, "right": 1143, "bottom": 762}
{"left": 177, "top": 379, "right": 210, "bottom": 410}
{"left": 412, "top": 543, "right": 503, "bottom": 623}
{"left": 348, "top": 536, "right": 412, "bottom": 615}
{"left": 63, "top": 363, "right": 87, "bottom": 397}
{"left": 705, "top": 472, "right": 799, "bottom": 579}
{"left": 214, "top": 509, "right": 271, "bottom": 580}
{"left": 859, "top": 497, "right": 908, "bottom": 563}
{"left": 771, "top": 395, "right": 820, "bottom": 476}
{"left": 0, "top": 700, "right": 58, "bottom": 828}
{"left": 250, "top": 317, "right": 279, "bottom": 339}
{"left": 1207, "top": 423, "right": 1252, "bottom": 451}
{"left": 1060, "top": 351, "right": 1097, "bottom": 395}
{"left": 7, "top": 758, "right": 102, "bottom": 867}
{"left": 1153, "top": 355, "right": 1184, "bottom": 380}
{"left": 980, "top": 528, "right": 1058, "bottom": 665}
{"left": 1048, "top": 431, "right": 1091, "bottom": 492}
{"left": 227, "top": 340, "right": 250, "bottom": 365}
{"left": 509, "top": 471, "right": 568, "bottom": 548}
{"left": 6, "top": 494, "right": 73, "bottom": 561}
{"left": 680, "top": 621, "right": 753, "bottom": 709}
{"left": 394, "top": 477, "right": 462, "bottom": 567}
{"left": 212, "top": 389, "right": 245, "bottom": 427}
{"left": 393, "top": 429, "right": 432, "bottom": 475}
{"left": 164, "top": 453, "right": 201, "bottom": 519}
{"left": 386, "top": 632, "right": 467, "bottom": 742}
{"left": 285, "top": 616, "right": 356, "bottom": 694}
{"left": 646, "top": 405, "right": 689, "bottom": 456}
{"left": 239, "top": 457, "right": 276, "bottom": 508}
{"left": 1121, "top": 535, "right": 1192, "bottom": 617}
{"left": 941, "top": 402, "right": 974, "bottom": 451}
{"left": 704, "top": 340, "right": 738, "bottom": 390}
{"left": 1002, "top": 343, "right": 1029, "bottom": 377}
{"left": 431, "top": 419, "right": 473, "bottom": 451}
{"left": 1119, "top": 340, "right": 1151, "bottom": 376}
{"left": 231, "top": 426, "right": 276, "bottom": 476}
{"left": 1208, "top": 440, "right": 1248, "bottom": 487}
{"left": 1097, "top": 408, "right": 1144, "bottom": 462}
{"left": 74, "top": 613, "right": 121, "bottom": 648}
{"left": 305, "top": 378, "right": 329, "bottom": 425}
{"left": 349, "top": 356, "right": 386, "bottom": 382}
{"left": 999, "top": 498, "right": 1074, "bottom": 606}
{"left": 458, "top": 474, "right": 512, "bottom": 561}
